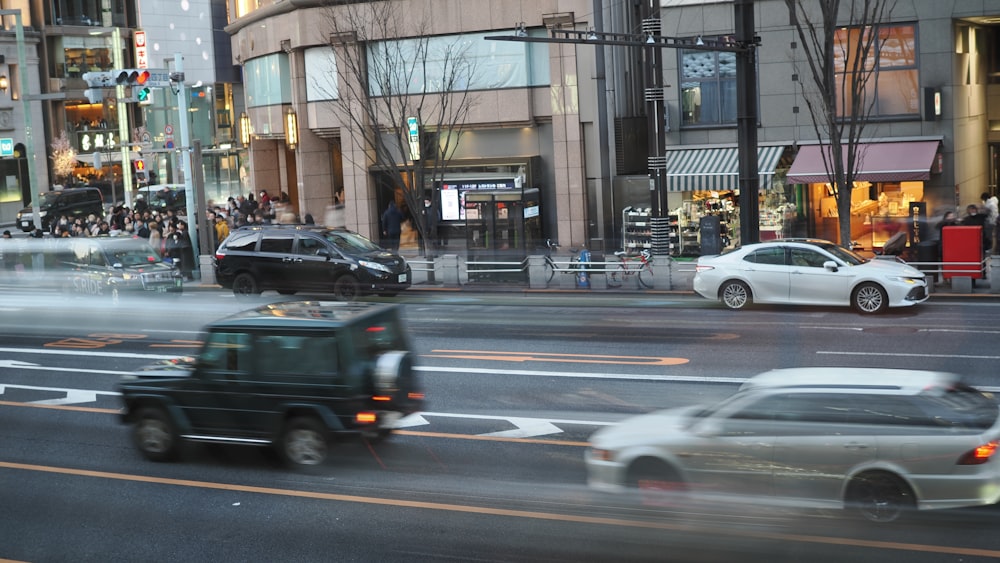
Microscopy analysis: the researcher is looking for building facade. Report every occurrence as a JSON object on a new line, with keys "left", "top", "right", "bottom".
{"left": 226, "top": 0, "right": 1000, "bottom": 257}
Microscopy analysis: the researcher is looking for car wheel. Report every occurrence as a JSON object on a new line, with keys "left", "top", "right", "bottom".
{"left": 846, "top": 472, "right": 914, "bottom": 523}
{"left": 278, "top": 417, "right": 329, "bottom": 467}
{"left": 626, "top": 458, "right": 686, "bottom": 503}
{"left": 852, "top": 282, "right": 888, "bottom": 314}
{"left": 719, "top": 280, "right": 751, "bottom": 310}
{"left": 133, "top": 407, "right": 179, "bottom": 462}
{"left": 232, "top": 273, "right": 260, "bottom": 297}
{"left": 333, "top": 274, "right": 360, "bottom": 301}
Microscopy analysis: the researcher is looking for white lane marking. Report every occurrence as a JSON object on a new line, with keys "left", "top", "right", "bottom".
{"left": 817, "top": 351, "right": 1000, "bottom": 360}
{"left": 0, "top": 359, "right": 129, "bottom": 375}
{"left": 483, "top": 417, "right": 564, "bottom": 438}
{"left": 415, "top": 366, "right": 746, "bottom": 383}
{"left": 31, "top": 389, "right": 99, "bottom": 405}
{"left": 0, "top": 347, "right": 179, "bottom": 360}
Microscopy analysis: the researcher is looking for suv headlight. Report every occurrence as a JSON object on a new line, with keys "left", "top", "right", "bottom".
{"left": 359, "top": 259, "right": 391, "bottom": 273}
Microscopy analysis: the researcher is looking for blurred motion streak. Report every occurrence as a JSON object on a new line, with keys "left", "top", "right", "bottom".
{"left": 425, "top": 350, "right": 689, "bottom": 366}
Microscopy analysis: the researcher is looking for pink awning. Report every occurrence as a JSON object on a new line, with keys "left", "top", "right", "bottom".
{"left": 786, "top": 141, "right": 940, "bottom": 184}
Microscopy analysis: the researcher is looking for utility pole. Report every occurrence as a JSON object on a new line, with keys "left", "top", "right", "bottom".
{"left": 734, "top": 0, "right": 760, "bottom": 244}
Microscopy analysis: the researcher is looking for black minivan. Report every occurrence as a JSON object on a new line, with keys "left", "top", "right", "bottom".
{"left": 214, "top": 225, "right": 411, "bottom": 300}
{"left": 17, "top": 187, "right": 105, "bottom": 232}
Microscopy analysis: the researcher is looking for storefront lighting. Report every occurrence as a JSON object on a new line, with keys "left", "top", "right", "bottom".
{"left": 239, "top": 111, "right": 251, "bottom": 146}
{"left": 0, "top": 75, "right": 8, "bottom": 92}
{"left": 283, "top": 106, "right": 298, "bottom": 150}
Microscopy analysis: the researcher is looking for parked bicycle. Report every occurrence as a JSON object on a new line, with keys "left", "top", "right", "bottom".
{"left": 607, "top": 249, "right": 653, "bottom": 289}
{"left": 542, "top": 239, "right": 579, "bottom": 284}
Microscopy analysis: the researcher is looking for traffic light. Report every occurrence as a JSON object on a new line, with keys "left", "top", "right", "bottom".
{"left": 133, "top": 158, "right": 149, "bottom": 183}
{"left": 115, "top": 69, "right": 151, "bottom": 103}
{"left": 115, "top": 69, "right": 151, "bottom": 86}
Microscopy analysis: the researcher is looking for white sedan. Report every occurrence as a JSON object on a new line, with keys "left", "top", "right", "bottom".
{"left": 692, "top": 238, "right": 928, "bottom": 314}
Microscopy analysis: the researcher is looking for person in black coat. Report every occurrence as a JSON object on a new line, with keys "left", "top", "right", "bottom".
{"left": 381, "top": 200, "right": 404, "bottom": 251}
{"left": 174, "top": 221, "right": 195, "bottom": 280}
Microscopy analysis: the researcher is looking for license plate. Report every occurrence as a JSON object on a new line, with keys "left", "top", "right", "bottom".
{"left": 398, "top": 273, "right": 408, "bottom": 283}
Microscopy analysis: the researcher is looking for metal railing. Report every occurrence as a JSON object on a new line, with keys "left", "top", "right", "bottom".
{"left": 466, "top": 258, "right": 529, "bottom": 274}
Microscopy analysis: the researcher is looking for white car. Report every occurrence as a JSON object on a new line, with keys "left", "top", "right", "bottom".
{"left": 586, "top": 368, "right": 1000, "bottom": 522}
{"left": 692, "top": 238, "right": 928, "bottom": 314}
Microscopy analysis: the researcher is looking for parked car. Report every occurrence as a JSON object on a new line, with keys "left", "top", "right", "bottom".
{"left": 16, "top": 187, "right": 105, "bottom": 232}
{"left": 214, "top": 225, "right": 411, "bottom": 300}
{"left": 137, "top": 184, "right": 186, "bottom": 212}
{"left": 692, "top": 238, "right": 928, "bottom": 314}
{"left": 586, "top": 367, "right": 1000, "bottom": 523}
{"left": 55, "top": 236, "right": 184, "bottom": 303}
{"left": 118, "top": 300, "right": 425, "bottom": 467}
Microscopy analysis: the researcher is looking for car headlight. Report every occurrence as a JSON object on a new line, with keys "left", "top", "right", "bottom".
{"left": 890, "top": 276, "right": 921, "bottom": 284}
{"left": 122, "top": 273, "right": 137, "bottom": 281}
{"left": 359, "top": 259, "right": 391, "bottom": 273}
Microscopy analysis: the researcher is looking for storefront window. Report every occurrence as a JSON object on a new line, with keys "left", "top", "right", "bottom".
{"left": 834, "top": 24, "right": 919, "bottom": 118}
{"left": 808, "top": 180, "right": 924, "bottom": 250}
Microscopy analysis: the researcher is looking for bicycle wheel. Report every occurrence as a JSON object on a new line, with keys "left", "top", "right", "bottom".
{"left": 607, "top": 264, "right": 625, "bottom": 288}
{"left": 544, "top": 259, "right": 556, "bottom": 284}
{"left": 638, "top": 261, "right": 654, "bottom": 289}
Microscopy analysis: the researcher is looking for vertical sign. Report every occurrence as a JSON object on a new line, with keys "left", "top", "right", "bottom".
{"left": 134, "top": 30, "right": 148, "bottom": 69}
{"left": 407, "top": 116, "right": 420, "bottom": 161}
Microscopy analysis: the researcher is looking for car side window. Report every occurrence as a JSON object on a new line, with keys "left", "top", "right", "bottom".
{"left": 222, "top": 231, "right": 259, "bottom": 252}
{"left": 199, "top": 331, "right": 252, "bottom": 379}
{"left": 295, "top": 235, "right": 326, "bottom": 256}
{"left": 259, "top": 232, "right": 294, "bottom": 253}
{"left": 790, "top": 248, "right": 827, "bottom": 268}
{"left": 253, "top": 334, "right": 339, "bottom": 383}
{"left": 744, "top": 247, "right": 786, "bottom": 265}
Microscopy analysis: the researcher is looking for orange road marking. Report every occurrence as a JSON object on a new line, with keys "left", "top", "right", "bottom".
{"left": 0, "top": 460, "right": 998, "bottom": 558}
{"left": 426, "top": 350, "right": 688, "bottom": 366}
{"left": 0, "top": 400, "right": 117, "bottom": 414}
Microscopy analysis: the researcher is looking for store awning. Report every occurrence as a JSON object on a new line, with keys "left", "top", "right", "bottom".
{"left": 785, "top": 140, "right": 940, "bottom": 184}
{"left": 664, "top": 145, "right": 786, "bottom": 192}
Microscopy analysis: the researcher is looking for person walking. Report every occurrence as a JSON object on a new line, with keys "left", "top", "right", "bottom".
{"left": 381, "top": 199, "right": 404, "bottom": 251}
{"left": 961, "top": 204, "right": 989, "bottom": 253}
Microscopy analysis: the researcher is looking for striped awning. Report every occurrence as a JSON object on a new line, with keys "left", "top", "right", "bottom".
{"left": 786, "top": 140, "right": 940, "bottom": 184}
{"left": 664, "top": 145, "right": 786, "bottom": 192}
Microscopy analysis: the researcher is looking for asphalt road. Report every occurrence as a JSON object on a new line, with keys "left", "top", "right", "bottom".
{"left": 2, "top": 289, "right": 1000, "bottom": 562}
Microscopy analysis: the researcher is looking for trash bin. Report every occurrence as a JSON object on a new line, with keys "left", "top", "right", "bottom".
{"left": 915, "top": 240, "right": 938, "bottom": 274}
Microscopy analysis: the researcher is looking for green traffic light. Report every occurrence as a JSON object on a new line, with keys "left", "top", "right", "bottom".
{"left": 137, "top": 87, "right": 150, "bottom": 102}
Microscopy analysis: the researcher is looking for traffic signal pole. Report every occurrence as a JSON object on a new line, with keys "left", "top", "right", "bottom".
{"left": 112, "top": 27, "right": 134, "bottom": 209}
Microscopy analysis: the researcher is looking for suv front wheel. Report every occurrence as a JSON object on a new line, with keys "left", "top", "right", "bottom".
{"left": 278, "top": 417, "right": 329, "bottom": 467}
{"left": 334, "top": 274, "right": 360, "bottom": 301}
{"left": 233, "top": 272, "right": 261, "bottom": 297}
{"left": 133, "top": 406, "right": 179, "bottom": 462}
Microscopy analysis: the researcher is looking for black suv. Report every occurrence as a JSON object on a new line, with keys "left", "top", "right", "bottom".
{"left": 214, "top": 225, "right": 411, "bottom": 300}
{"left": 17, "top": 187, "right": 105, "bottom": 232}
{"left": 118, "top": 301, "right": 425, "bottom": 467}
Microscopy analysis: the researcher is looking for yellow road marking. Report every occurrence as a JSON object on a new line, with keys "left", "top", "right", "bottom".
{"left": 0, "top": 460, "right": 997, "bottom": 558}
{"left": 426, "top": 350, "right": 689, "bottom": 366}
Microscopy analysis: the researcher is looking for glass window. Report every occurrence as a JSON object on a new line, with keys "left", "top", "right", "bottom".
{"left": 834, "top": 24, "right": 919, "bottom": 118}
{"left": 745, "top": 247, "right": 786, "bottom": 265}
{"left": 368, "top": 30, "right": 548, "bottom": 97}
{"left": 253, "top": 334, "right": 338, "bottom": 382}
{"left": 200, "top": 331, "right": 252, "bottom": 374}
{"left": 679, "top": 39, "right": 738, "bottom": 126}
{"left": 245, "top": 54, "right": 292, "bottom": 108}
{"left": 221, "top": 230, "right": 258, "bottom": 252}
{"left": 295, "top": 235, "right": 326, "bottom": 256}
{"left": 259, "top": 232, "right": 294, "bottom": 253}
{"left": 790, "top": 248, "right": 827, "bottom": 268}
{"left": 305, "top": 47, "right": 338, "bottom": 102}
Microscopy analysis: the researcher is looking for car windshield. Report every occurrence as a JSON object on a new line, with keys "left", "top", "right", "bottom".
{"left": 810, "top": 241, "right": 867, "bottom": 266}
{"left": 324, "top": 230, "right": 381, "bottom": 253}
{"left": 109, "top": 242, "right": 163, "bottom": 266}
{"left": 38, "top": 191, "right": 62, "bottom": 211}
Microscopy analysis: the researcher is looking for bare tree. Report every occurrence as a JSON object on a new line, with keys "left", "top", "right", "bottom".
{"left": 786, "top": 0, "right": 895, "bottom": 247}
{"left": 50, "top": 131, "right": 78, "bottom": 187}
{"left": 317, "top": 0, "right": 479, "bottom": 253}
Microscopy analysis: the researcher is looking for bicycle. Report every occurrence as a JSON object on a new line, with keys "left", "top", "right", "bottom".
{"left": 542, "top": 239, "right": 579, "bottom": 285}
{"left": 607, "top": 249, "right": 653, "bottom": 289}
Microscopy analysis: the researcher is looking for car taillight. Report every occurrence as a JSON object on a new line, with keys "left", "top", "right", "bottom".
{"left": 695, "top": 264, "right": 714, "bottom": 273}
{"left": 215, "top": 252, "right": 225, "bottom": 260}
{"left": 372, "top": 395, "right": 391, "bottom": 402}
{"left": 408, "top": 392, "right": 425, "bottom": 400}
{"left": 958, "top": 441, "right": 999, "bottom": 465}
{"left": 356, "top": 412, "right": 378, "bottom": 424}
